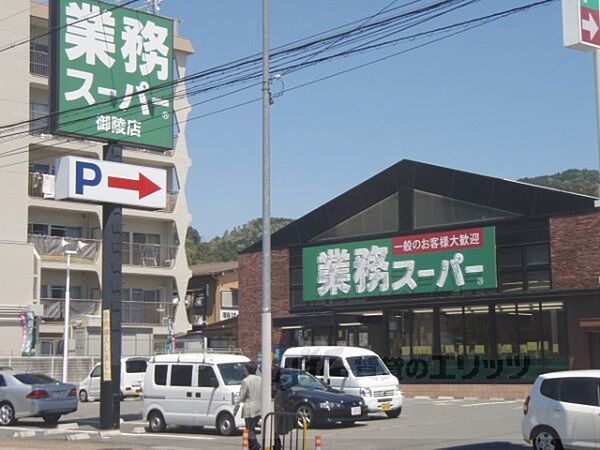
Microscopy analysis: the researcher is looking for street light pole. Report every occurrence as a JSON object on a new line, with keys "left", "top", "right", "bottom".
{"left": 62, "top": 249, "right": 76, "bottom": 383}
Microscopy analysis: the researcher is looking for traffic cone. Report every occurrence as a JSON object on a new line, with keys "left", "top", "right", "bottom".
{"left": 315, "top": 434, "right": 322, "bottom": 450}
{"left": 242, "top": 427, "right": 249, "bottom": 449}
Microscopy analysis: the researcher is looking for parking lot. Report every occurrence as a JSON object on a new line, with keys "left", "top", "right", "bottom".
{"left": 0, "top": 397, "right": 531, "bottom": 450}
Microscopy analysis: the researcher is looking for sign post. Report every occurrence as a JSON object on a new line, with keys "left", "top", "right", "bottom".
{"left": 100, "top": 143, "right": 123, "bottom": 429}
{"left": 49, "top": 0, "right": 175, "bottom": 430}
{"left": 562, "top": 0, "right": 600, "bottom": 204}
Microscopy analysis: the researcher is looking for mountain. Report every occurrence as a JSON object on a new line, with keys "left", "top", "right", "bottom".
{"left": 518, "top": 169, "right": 599, "bottom": 197}
{"left": 185, "top": 217, "right": 293, "bottom": 265}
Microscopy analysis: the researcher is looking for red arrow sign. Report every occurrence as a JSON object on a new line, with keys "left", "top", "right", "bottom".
{"left": 107, "top": 173, "right": 161, "bottom": 199}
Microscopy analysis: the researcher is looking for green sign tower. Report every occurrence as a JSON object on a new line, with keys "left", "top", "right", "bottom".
{"left": 51, "top": 0, "right": 174, "bottom": 150}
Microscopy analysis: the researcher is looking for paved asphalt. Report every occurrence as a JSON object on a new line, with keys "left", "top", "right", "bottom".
{"left": 0, "top": 397, "right": 533, "bottom": 450}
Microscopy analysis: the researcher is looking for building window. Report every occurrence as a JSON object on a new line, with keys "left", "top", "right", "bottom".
{"left": 29, "top": 102, "right": 49, "bottom": 135}
{"left": 440, "top": 306, "right": 464, "bottom": 356}
{"left": 389, "top": 310, "right": 411, "bottom": 357}
{"left": 412, "top": 308, "right": 434, "bottom": 356}
{"left": 413, "top": 190, "right": 521, "bottom": 229}
{"left": 311, "top": 193, "right": 399, "bottom": 242}
{"left": 221, "top": 289, "right": 239, "bottom": 308}
{"left": 498, "top": 244, "right": 550, "bottom": 292}
{"left": 464, "top": 305, "right": 490, "bottom": 356}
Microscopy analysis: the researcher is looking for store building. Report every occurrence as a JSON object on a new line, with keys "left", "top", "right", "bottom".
{"left": 0, "top": 1, "right": 194, "bottom": 357}
{"left": 238, "top": 159, "right": 600, "bottom": 398}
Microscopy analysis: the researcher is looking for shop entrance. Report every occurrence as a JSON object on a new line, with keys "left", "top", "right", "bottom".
{"left": 589, "top": 333, "right": 600, "bottom": 369}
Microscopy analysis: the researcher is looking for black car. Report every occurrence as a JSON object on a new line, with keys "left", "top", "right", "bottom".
{"left": 275, "top": 368, "right": 368, "bottom": 427}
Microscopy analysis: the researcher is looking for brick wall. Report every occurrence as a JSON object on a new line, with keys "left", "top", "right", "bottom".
{"left": 550, "top": 211, "right": 600, "bottom": 290}
{"left": 238, "top": 249, "right": 290, "bottom": 361}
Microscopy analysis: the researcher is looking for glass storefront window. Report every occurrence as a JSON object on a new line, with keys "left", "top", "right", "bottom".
{"left": 540, "top": 302, "right": 566, "bottom": 358}
{"left": 495, "top": 303, "right": 519, "bottom": 355}
{"left": 518, "top": 302, "right": 542, "bottom": 358}
{"left": 440, "top": 307, "right": 464, "bottom": 356}
{"left": 412, "top": 309, "right": 433, "bottom": 356}
{"left": 389, "top": 311, "right": 411, "bottom": 357}
{"left": 464, "top": 305, "right": 490, "bottom": 355}
{"left": 499, "top": 248, "right": 522, "bottom": 268}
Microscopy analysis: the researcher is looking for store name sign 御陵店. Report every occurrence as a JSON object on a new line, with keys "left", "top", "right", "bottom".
{"left": 302, "top": 227, "right": 497, "bottom": 301}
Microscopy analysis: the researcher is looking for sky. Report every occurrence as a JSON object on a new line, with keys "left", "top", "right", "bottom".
{"left": 156, "top": 0, "right": 600, "bottom": 240}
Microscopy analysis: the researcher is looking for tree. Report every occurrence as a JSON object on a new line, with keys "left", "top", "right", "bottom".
{"left": 185, "top": 218, "right": 293, "bottom": 265}
{"left": 518, "top": 169, "right": 599, "bottom": 197}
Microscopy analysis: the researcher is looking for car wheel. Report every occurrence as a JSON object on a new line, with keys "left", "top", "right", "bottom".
{"left": 532, "top": 427, "right": 563, "bottom": 450}
{"left": 78, "top": 390, "right": 88, "bottom": 402}
{"left": 216, "top": 412, "right": 236, "bottom": 436}
{"left": 296, "top": 404, "right": 315, "bottom": 429}
{"left": 0, "top": 403, "right": 16, "bottom": 426}
{"left": 385, "top": 407, "right": 402, "bottom": 418}
{"left": 148, "top": 410, "right": 166, "bottom": 433}
{"left": 43, "top": 414, "right": 61, "bottom": 425}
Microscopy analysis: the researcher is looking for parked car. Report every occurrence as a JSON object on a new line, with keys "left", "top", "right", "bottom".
{"left": 78, "top": 357, "right": 148, "bottom": 402}
{"left": 143, "top": 352, "right": 250, "bottom": 436}
{"left": 281, "top": 346, "right": 403, "bottom": 418}
{"left": 0, "top": 370, "right": 78, "bottom": 425}
{"left": 276, "top": 368, "right": 367, "bottom": 428}
{"left": 522, "top": 370, "right": 600, "bottom": 450}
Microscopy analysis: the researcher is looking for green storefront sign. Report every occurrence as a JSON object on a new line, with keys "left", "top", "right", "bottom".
{"left": 303, "top": 227, "right": 497, "bottom": 301}
{"left": 50, "top": 0, "right": 174, "bottom": 150}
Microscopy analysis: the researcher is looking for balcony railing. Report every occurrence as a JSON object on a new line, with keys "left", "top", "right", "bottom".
{"left": 41, "top": 298, "right": 100, "bottom": 322}
{"left": 41, "top": 299, "right": 172, "bottom": 325}
{"left": 122, "top": 243, "right": 178, "bottom": 268}
{"left": 30, "top": 49, "right": 49, "bottom": 77}
{"left": 28, "top": 235, "right": 101, "bottom": 264}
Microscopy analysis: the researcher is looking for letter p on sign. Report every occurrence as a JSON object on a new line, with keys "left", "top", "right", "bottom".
{"left": 75, "top": 161, "right": 102, "bottom": 195}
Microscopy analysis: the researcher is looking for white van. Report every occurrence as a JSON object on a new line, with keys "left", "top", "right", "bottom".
{"left": 281, "top": 346, "right": 403, "bottom": 418}
{"left": 78, "top": 357, "right": 148, "bottom": 402}
{"left": 143, "top": 353, "right": 249, "bottom": 436}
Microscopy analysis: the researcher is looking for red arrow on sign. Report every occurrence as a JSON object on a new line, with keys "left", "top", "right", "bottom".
{"left": 107, "top": 173, "right": 161, "bottom": 199}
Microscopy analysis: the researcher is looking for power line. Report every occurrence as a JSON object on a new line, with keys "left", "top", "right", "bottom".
{"left": 0, "top": 0, "right": 557, "bottom": 169}
{"left": 0, "top": 0, "right": 463, "bottom": 138}
{"left": 0, "top": 0, "right": 141, "bottom": 53}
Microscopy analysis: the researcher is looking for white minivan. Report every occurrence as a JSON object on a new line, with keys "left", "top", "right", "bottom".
{"left": 281, "top": 346, "right": 403, "bottom": 418}
{"left": 522, "top": 370, "right": 600, "bottom": 449}
{"left": 78, "top": 356, "right": 148, "bottom": 402}
{"left": 143, "top": 353, "right": 249, "bottom": 436}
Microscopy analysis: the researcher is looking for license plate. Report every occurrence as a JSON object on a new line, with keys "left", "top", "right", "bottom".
{"left": 351, "top": 406, "right": 361, "bottom": 416}
{"left": 380, "top": 402, "right": 391, "bottom": 411}
{"left": 53, "top": 391, "right": 66, "bottom": 399}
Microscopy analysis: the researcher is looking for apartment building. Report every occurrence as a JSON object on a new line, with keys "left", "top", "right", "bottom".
{"left": 0, "top": 1, "right": 194, "bottom": 356}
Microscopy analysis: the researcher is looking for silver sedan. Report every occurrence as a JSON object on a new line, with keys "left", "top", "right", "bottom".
{"left": 0, "top": 371, "right": 78, "bottom": 425}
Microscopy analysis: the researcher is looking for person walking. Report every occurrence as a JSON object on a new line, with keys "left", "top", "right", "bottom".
{"left": 236, "top": 362, "right": 262, "bottom": 450}
{"left": 272, "top": 367, "right": 295, "bottom": 450}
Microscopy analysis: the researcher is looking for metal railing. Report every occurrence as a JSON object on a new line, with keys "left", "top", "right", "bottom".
{"left": 260, "top": 412, "right": 309, "bottom": 450}
{"left": 122, "top": 242, "right": 178, "bottom": 268}
{"left": 28, "top": 234, "right": 101, "bottom": 263}
{"left": 41, "top": 298, "right": 101, "bottom": 322}
{"left": 41, "top": 298, "right": 171, "bottom": 325}
{"left": 30, "top": 49, "right": 49, "bottom": 77}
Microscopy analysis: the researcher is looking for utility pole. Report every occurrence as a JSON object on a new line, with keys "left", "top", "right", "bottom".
{"left": 260, "top": 0, "right": 273, "bottom": 421}
{"left": 595, "top": 50, "right": 600, "bottom": 207}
